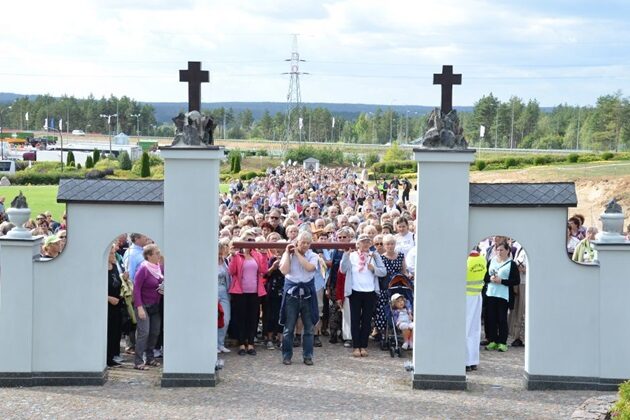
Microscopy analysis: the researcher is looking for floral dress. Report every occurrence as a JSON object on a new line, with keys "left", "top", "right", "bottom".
{"left": 374, "top": 252, "right": 405, "bottom": 332}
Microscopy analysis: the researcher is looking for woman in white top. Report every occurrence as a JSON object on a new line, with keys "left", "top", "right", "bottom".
{"left": 394, "top": 217, "right": 415, "bottom": 256}
{"left": 340, "top": 233, "right": 387, "bottom": 357}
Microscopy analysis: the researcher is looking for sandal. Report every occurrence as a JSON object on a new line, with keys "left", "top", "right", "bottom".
{"left": 134, "top": 364, "right": 149, "bottom": 370}
{"left": 147, "top": 360, "right": 161, "bottom": 367}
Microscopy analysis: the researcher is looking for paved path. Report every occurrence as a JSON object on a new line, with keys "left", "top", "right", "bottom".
{"left": 0, "top": 341, "right": 604, "bottom": 419}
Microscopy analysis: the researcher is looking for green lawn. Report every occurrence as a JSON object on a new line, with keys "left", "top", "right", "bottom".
{"left": 0, "top": 185, "right": 64, "bottom": 220}
{"left": 0, "top": 184, "right": 229, "bottom": 221}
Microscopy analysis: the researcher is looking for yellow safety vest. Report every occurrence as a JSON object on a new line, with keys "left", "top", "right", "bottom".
{"left": 466, "top": 255, "right": 487, "bottom": 296}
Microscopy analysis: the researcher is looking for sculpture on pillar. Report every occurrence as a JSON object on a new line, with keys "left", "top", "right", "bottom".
{"left": 600, "top": 198, "right": 625, "bottom": 241}
{"left": 171, "top": 111, "right": 216, "bottom": 147}
{"left": 411, "top": 65, "right": 469, "bottom": 150}
{"left": 10, "top": 191, "right": 28, "bottom": 209}
{"left": 604, "top": 198, "right": 622, "bottom": 214}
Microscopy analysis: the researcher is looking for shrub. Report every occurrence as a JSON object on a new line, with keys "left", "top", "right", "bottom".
{"left": 602, "top": 152, "right": 615, "bottom": 160}
{"left": 284, "top": 145, "right": 345, "bottom": 165}
{"left": 239, "top": 170, "right": 260, "bottom": 180}
{"left": 66, "top": 151, "right": 75, "bottom": 166}
{"left": 365, "top": 152, "right": 380, "bottom": 166}
{"left": 372, "top": 160, "right": 416, "bottom": 174}
{"left": 77, "top": 163, "right": 82, "bottom": 170}
{"left": 475, "top": 160, "right": 487, "bottom": 171}
{"left": 383, "top": 142, "right": 410, "bottom": 162}
{"left": 567, "top": 153, "right": 579, "bottom": 163}
{"left": 612, "top": 380, "right": 630, "bottom": 419}
{"left": 85, "top": 156, "right": 94, "bottom": 169}
{"left": 256, "top": 149, "right": 268, "bottom": 157}
{"left": 85, "top": 169, "right": 105, "bottom": 179}
{"left": 232, "top": 154, "right": 242, "bottom": 173}
{"left": 533, "top": 155, "right": 551, "bottom": 165}
{"left": 118, "top": 151, "right": 132, "bottom": 170}
{"left": 94, "top": 159, "right": 120, "bottom": 171}
{"left": 92, "top": 149, "right": 100, "bottom": 164}
{"left": 140, "top": 152, "right": 151, "bottom": 178}
{"left": 504, "top": 157, "right": 518, "bottom": 168}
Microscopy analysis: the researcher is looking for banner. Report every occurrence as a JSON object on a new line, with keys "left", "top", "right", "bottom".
{"left": 25, "top": 112, "right": 29, "bottom": 121}
{"left": 479, "top": 125, "right": 486, "bottom": 138}
{"left": 59, "top": 118, "right": 63, "bottom": 131}
{"left": 43, "top": 118, "right": 48, "bottom": 130}
{"left": 332, "top": 117, "right": 335, "bottom": 128}
{"left": 298, "top": 117, "right": 303, "bottom": 130}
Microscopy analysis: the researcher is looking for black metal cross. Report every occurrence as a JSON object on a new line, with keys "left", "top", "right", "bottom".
{"left": 179, "top": 61, "right": 209, "bottom": 112}
{"left": 433, "top": 65, "right": 461, "bottom": 114}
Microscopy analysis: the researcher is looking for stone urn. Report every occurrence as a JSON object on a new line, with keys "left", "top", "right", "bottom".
{"left": 599, "top": 198, "right": 625, "bottom": 243}
{"left": 5, "top": 207, "right": 32, "bottom": 239}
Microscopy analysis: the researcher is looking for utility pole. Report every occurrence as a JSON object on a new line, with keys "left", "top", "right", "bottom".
{"left": 510, "top": 100, "right": 515, "bottom": 149}
{"left": 115, "top": 101, "right": 120, "bottom": 135}
{"left": 130, "top": 113, "right": 141, "bottom": 138}
{"left": 308, "top": 114, "right": 311, "bottom": 142}
{"left": 494, "top": 111, "right": 499, "bottom": 148}
{"left": 282, "top": 35, "right": 308, "bottom": 150}
{"left": 100, "top": 113, "right": 117, "bottom": 156}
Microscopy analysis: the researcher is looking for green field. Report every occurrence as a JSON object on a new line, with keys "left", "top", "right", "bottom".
{"left": 0, "top": 184, "right": 229, "bottom": 221}
{"left": 0, "top": 185, "right": 64, "bottom": 220}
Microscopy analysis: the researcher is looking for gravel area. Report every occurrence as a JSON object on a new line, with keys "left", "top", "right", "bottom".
{"left": 0, "top": 341, "right": 605, "bottom": 419}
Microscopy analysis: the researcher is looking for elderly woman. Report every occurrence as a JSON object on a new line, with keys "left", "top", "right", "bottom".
{"left": 228, "top": 229, "right": 267, "bottom": 356}
{"left": 484, "top": 241, "right": 520, "bottom": 353}
{"left": 340, "top": 233, "right": 387, "bottom": 357}
{"left": 132, "top": 244, "right": 164, "bottom": 370}
{"left": 217, "top": 238, "right": 232, "bottom": 353}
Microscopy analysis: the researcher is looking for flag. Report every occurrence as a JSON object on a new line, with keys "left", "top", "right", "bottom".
{"left": 332, "top": 117, "right": 335, "bottom": 128}
{"left": 480, "top": 125, "right": 486, "bottom": 138}
{"left": 59, "top": 118, "right": 63, "bottom": 131}
{"left": 25, "top": 112, "right": 29, "bottom": 121}
{"left": 50, "top": 117, "right": 55, "bottom": 130}
{"left": 298, "top": 117, "right": 303, "bottom": 130}
{"left": 43, "top": 118, "right": 48, "bottom": 130}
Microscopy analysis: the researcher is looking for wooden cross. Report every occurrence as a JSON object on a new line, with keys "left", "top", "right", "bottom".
{"left": 179, "top": 61, "right": 209, "bottom": 112}
{"left": 433, "top": 65, "right": 461, "bottom": 115}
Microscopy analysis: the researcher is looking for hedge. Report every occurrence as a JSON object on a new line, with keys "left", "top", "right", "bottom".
{"left": 8, "top": 170, "right": 85, "bottom": 185}
{"left": 284, "top": 145, "right": 345, "bottom": 165}
{"left": 612, "top": 380, "right": 630, "bottom": 419}
{"left": 372, "top": 160, "right": 416, "bottom": 174}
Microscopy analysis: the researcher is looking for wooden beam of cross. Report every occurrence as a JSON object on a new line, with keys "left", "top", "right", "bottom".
{"left": 179, "top": 61, "right": 209, "bottom": 112}
{"left": 232, "top": 241, "right": 356, "bottom": 250}
{"left": 433, "top": 65, "right": 461, "bottom": 115}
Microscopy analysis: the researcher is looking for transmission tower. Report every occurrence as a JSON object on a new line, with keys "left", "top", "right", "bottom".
{"left": 282, "top": 35, "right": 308, "bottom": 150}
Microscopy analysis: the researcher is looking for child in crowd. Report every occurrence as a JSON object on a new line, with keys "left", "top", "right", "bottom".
{"left": 391, "top": 293, "right": 414, "bottom": 350}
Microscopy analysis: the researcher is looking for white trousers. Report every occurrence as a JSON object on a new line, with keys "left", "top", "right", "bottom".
{"left": 342, "top": 297, "right": 352, "bottom": 341}
{"left": 466, "top": 294, "right": 482, "bottom": 366}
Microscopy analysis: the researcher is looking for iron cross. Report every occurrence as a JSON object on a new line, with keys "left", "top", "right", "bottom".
{"left": 179, "top": 61, "right": 209, "bottom": 112}
{"left": 433, "top": 65, "right": 461, "bottom": 115}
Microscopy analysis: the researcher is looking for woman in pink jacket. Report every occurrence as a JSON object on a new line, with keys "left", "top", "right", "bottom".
{"left": 228, "top": 230, "right": 267, "bottom": 356}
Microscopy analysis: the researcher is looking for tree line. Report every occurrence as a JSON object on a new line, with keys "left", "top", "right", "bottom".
{"left": 1, "top": 91, "right": 628, "bottom": 151}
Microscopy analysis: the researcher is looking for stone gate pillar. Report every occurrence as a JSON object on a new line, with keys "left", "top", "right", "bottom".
{"left": 412, "top": 148, "right": 475, "bottom": 390}
{"left": 0, "top": 236, "right": 43, "bottom": 386}
{"left": 594, "top": 240, "right": 630, "bottom": 390}
{"left": 160, "top": 146, "right": 224, "bottom": 387}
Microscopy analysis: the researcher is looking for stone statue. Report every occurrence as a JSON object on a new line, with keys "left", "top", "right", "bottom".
{"left": 171, "top": 111, "right": 216, "bottom": 147}
{"left": 604, "top": 198, "right": 622, "bottom": 214}
{"left": 411, "top": 108, "right": 468, "bottom": 149}
{"left": 10, "top": 191, "right": 28, "bottom": 209}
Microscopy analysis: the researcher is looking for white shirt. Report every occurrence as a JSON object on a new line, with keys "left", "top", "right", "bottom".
{"left": 395, "top": 231, "right": 415, "bottom": 256}
{"left": 349, "top": 252, "right": 376, "bottom": 292}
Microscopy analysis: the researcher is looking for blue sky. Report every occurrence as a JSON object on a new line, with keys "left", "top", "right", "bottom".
{"left": 1, "top": 0, "right": 629, "bottom": 106}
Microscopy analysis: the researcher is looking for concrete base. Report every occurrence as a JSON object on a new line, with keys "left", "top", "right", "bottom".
{"left": 412, "top": 374, "right": 467, "bottom": 390}
{"left": 161, "top": 372, "right": 218, "bottom": 388}
{"left": 524, "top": 372, "right": 626, "bottom": 391}
{"left": 0, "top": 370, "right": 106, "bottom": 387}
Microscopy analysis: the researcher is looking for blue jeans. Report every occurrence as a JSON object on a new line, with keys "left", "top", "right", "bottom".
{"left": 282, "top": 294, "right": 314, "bottom": 361}
{"left": 218, "top": 285, "right": 230, "bottom": 348}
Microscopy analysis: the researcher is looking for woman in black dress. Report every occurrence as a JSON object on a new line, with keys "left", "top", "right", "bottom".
{"left": 107, "top": 244, "right": 123, "bottom": 367}
{"left": 374, "top": 234, "right": 409, "bottom": 334}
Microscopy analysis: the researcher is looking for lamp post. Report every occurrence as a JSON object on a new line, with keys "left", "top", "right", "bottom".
{"left": 130, "top": 113, "right": 141, "bottom": 138}
{"left": 100, "top": 113, "right": 117, "bottom": 156}
{"left": 0, "top": 105, "right": 12, "bottom": 160}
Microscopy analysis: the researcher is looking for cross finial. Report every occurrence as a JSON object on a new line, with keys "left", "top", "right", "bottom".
{"left": 179, "top": 61, "right": 209, "bottom": 112}
{"left": 433, "top": 65, "right": 461, "bottom": 114}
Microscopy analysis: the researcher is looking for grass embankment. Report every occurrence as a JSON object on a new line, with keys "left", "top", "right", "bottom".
{"left": 0, "top": 185, "right": 64, "bottom": 220}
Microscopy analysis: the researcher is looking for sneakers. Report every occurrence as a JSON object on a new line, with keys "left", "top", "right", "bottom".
{"left": 485, "top": 342, "right": 498, "bottom": 351}
{"left": 402, "top": 342, "right": 409, "bottom": 350}
{"left": 266, "top": 340, "right": 275, "bottom": 350}
{"left": 283, "top": 358, "right": 292, "bottom": 365}
{"left": 153, "top": 348, "right": 163, "bottom": 358}
{"left": 343, "top": 340, "right": 352, "bottom": 348}
{"left": 218, "top": 346, "right": 231, "bottom": 353}
{"left": 303, "top": 358, "right": 314, "bottom": 366}
{"left": 497, "top": 343, "right": 508, "bottom": 352}
{"left": 511, "top": 338, "right": 524, "bottom": 347}
{"left": 112, "top": 355, "right": 123, "bottom": 363}
{"left": 313, "top": 336, "right": 322, "bottom": 347}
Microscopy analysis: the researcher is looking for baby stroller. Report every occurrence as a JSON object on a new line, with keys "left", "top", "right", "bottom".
{"left": 382, "top": 273, "right": 414, "bottom": 358}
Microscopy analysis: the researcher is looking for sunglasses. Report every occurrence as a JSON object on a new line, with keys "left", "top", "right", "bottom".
{"left": 374, "top": 242, "right": 383, "bottom": 246}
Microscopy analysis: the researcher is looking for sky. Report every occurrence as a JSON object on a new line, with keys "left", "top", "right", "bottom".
{"left": 1, "top": 0, "right": 629, "bottom": 107}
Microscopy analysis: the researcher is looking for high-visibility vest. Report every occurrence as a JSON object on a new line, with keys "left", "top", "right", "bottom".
{"left": 466, "top": 255, "right": 487, "bottom": 296}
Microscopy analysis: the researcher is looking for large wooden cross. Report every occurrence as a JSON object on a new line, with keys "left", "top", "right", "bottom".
{"left": 179, "top": 61, "right": 209, "bottom": 112}
{"left": 433, "top": 65, "right": 461, "bottom": 114}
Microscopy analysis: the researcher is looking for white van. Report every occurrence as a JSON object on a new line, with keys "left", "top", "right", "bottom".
{"left": 71, "top": 130, "right": 86, "bottom": 136}
{"left": 0, "top": 160, "right": 16, "bottom": 175}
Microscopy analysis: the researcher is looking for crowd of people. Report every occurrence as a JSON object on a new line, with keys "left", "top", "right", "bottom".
{"left": 1, "top": 162, "right": 629, "bottom": 372}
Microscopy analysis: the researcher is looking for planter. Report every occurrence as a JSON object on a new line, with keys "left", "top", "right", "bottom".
{"left": 5, "top": 207, "right": 32, "bottom": 239}
{"left": 599, "top": 212, "right": 625, "bottom": 243}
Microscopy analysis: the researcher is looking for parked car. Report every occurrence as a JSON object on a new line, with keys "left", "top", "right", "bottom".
{"left": 72, "top": 130, "right": 86, "bottom": 136}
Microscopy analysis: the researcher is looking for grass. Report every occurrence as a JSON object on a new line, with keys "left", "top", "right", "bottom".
{"left": 0, "top": 185, "right": 64, "bottom": 220}
{"left": 0, "top": 184, "right": 229, "bottom": 220}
